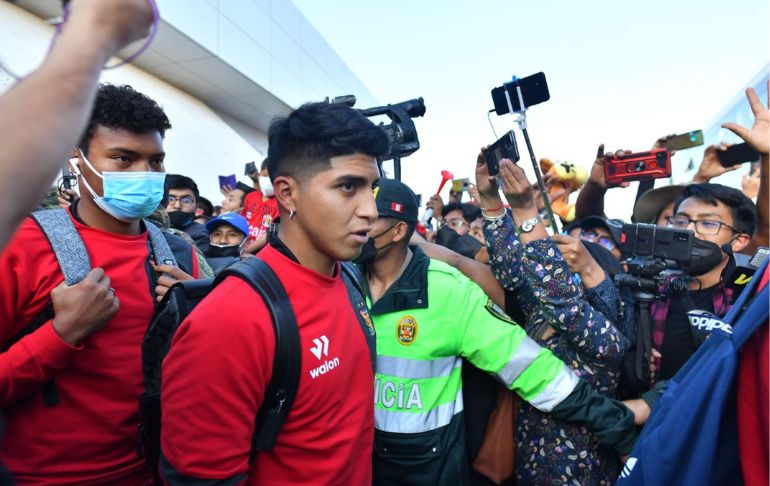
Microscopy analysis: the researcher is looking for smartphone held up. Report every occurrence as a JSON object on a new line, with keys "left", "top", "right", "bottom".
{"left": 604, "top": 149, "right": 672, "bottom": 186}
{"left": 484, "top": 130, "right": 520, "bottom": 176}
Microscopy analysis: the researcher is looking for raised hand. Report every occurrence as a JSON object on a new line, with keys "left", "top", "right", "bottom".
{"left": 722, "top": 81, "right": 770, "bottom": 156}
{"left": 692, "top": 144, "right": 740, "bottom": 183}
{"left": 498, "top": 160, "right": 534, "bottom": 211}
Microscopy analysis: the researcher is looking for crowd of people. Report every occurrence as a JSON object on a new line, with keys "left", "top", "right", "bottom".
{"left": 0, "top": 1, "right": 767, "bottom": 485}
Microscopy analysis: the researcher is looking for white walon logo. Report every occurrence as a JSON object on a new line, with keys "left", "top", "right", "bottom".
{"left": 309, "top": 335, "right": 339, "bottom": 379}
{"left": 310, "top": 335, "right": 329, "bottom": 360}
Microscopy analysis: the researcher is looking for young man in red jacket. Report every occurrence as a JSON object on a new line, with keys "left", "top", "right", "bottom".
{"left": 0, "top": 84, "right": 199, "bottom": 484}
{"left": 161, "top": 102, "right": 389, "bottom": 484}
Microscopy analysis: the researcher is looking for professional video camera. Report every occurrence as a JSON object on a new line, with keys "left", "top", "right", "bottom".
{"left": 609, "top": 222, "right": 696, "bottom": 384}
{"left": 612, "top": 222, "right": 694, "bottom": 297}
{"left": 326, "top": 95, "right": 426, "bottom": 180}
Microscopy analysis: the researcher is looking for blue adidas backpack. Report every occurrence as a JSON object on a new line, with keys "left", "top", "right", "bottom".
{"left": 618, "top": 258, "right": 769, "bottom": 485}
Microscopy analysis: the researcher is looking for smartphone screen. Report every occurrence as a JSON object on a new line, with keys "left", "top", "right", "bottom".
{"left": 718, "top": 143, "right": 761, "bottom": 167}
{"left": 665, "top": 130, "right": 704, "bottom": 151}
{"left": 244, "top": 162, "right": 257, "bottom": 176}
{"left": 491, "top": 72, "right": 550, "bottom": 115}
{"left": 484, "top": 130, "right": 520, "bottom": 176}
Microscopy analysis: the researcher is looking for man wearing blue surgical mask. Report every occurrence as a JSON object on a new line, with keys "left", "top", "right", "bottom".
{"left": 0, "top": 84, "right": 201, "bottom": 484}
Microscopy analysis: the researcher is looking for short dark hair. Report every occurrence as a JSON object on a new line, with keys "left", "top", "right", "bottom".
{"left": 442, "top": 202, "right": 481, "bottom": 224}
{"left": 674, "top": 183, "right": 757, "bottom": 236}
{"left": 197, "top": 196, "right": 214, "bottom": 217}
{"left": 260, "top": 157, "right": 269, "bottom": 172}
{"left": 80, "top": 84, "right": 171, "bottom": 154}
{"left": 165, "top": 174, "right": 200, "bottom": 202}
{"left": 267, "top": 102, "right": 390, "bottom": 183}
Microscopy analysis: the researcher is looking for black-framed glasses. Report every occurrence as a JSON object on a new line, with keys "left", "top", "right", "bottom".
{"left": 167, "top": 195, "right": 195, "bottom": 207}
{"left": 667, "top": 216, "right": 738, "bottom": 235}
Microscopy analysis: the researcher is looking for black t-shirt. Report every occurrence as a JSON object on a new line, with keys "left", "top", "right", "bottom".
{"left": 659, "top": 286, "right": 716, "bottom": 380}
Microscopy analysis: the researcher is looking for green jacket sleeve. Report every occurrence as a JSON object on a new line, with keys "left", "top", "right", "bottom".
{"left": 450, "top": 268, "right": 580, "bottom": 412}
{"left": 551, "top": 380, "right": 638, "bottom": 455}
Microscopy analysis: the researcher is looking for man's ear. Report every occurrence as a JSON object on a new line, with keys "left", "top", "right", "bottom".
{"left": 273, "top": 175, "right": 298, "bottom": 214}
{"left": 730, "top": 233, "right": 751, "bottom": 254}
{"left": 392, "top": 221, "right": 409, "bottom": 244}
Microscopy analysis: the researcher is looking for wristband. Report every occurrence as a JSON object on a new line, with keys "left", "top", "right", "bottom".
{"left": 484, "top": 201, "right": 504, "bottom": 212}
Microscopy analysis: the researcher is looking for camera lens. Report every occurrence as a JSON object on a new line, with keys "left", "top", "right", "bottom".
{"left": 635, "top": 161, "right": 646, "bottom": 172}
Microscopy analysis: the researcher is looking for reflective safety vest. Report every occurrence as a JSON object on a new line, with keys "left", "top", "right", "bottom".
{"left": 367, "top": 247, "right": 580, "bottom": 436}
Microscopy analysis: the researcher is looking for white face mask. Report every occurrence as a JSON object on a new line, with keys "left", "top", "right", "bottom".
{"left": 258, "top": 176, "right": 275, "bottom": 197}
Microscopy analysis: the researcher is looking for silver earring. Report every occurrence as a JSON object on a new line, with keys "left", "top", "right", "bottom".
{"left": 289, "top": 210, "right": 296, "bottom": 220}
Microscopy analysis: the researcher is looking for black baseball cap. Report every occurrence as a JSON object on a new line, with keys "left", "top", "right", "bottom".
{"left": 374, "top": 178, "right": 419, "bottom": 223}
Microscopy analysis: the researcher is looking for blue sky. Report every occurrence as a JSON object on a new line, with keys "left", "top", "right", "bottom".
{"left": 293, "top": 0, "right": 769, "bottom": 220}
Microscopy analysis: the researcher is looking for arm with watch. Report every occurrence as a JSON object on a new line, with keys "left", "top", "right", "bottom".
{"left": 477, "top": 156, "right": 627, "bottom": 361}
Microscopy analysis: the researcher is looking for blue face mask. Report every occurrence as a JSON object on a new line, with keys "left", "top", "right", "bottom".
{"left": 70, "top": 150, "right": 166, "bottom": 222}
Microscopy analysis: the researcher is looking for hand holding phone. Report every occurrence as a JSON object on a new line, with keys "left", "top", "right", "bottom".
{"left": 603, "top": 149, "right": 671, "bottom": 186}
{"left": 218, "top": 174, "right": 237, "bottom": 192}
{"left": 484, "top": 130, "right": 520, "bottom": 176}
{"left": 661, "top": 130, "right": 704, "bottom": 151}
{"left": 717, "top": 142, "right": 761, "bottom": 167}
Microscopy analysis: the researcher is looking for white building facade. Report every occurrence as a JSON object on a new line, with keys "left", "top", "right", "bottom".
{"left": 0, "top": 0, "right": 378, "bottom": 203}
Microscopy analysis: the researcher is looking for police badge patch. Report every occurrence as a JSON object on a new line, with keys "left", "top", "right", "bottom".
{"left": 485, "top": 299, "right": 515, "bottom": 324}
{"left": 396, "top": 316, "right": 418, "bottom": 345}
{"left": 360, "top": 308, "right": 375, "bottom": 336}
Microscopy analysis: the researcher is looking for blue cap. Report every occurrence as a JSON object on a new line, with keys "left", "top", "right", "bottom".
{"left": 206, "top": 212, "right": 249, "bottom": 237}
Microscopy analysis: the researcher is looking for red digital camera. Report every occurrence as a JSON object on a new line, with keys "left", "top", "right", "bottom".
{"left": 604, "top": 148, "right": 671, "bottom": 186}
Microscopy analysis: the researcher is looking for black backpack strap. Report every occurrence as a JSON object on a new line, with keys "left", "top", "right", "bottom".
{"left": 340, "top": 261, "right": 377, "bottom": 371}
{"left": 215, "top": 257, "right": 301, "bottom": 455}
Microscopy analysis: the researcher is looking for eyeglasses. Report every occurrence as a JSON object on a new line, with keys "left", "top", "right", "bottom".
{"left": 580, "top": 229, "right": 617, "bottom": 252}
{"left": 167, "top": 195, "right": 195, "bottom": 207}
{"left": 667, "top": 216, "right": 738, "bottom": 236}
{"left": 441, "top": 218, "right": 468, "bottom": 230}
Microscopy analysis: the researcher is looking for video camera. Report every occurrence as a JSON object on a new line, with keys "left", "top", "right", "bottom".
{"left": 612, "top": 222, "right": 693, "bottom": 298}
{"left": 326, "top": 95, "right": 426, "bottom": 179}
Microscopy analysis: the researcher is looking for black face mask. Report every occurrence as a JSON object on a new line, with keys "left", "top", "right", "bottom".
{"left": 435, "top": 225, "right": 460, "bottom": 249}
{"left": 168, "top": 210, "right": 194, "bottom": 230}
{"left": 207, "top": 243, "right": 241, "bottom": 259}
{"left": 682, "top": 237, "right": 725, "bottom": 277}
{"left": 352, "top": 222, "right": 399, "bottom": 266}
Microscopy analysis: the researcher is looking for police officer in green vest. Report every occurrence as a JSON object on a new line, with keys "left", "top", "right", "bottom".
{"left": 356, "top": 178, "right": 637, "bottom": 485}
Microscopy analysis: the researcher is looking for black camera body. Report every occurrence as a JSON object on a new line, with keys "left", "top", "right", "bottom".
{"left": 359, "top": 98, "right": 426, "bottom": 161}
{"left": 326, "top": 95, "right": 426, "bottom": 179}
{"left": 612, "top": 223, "right": 694, "bottom": 298}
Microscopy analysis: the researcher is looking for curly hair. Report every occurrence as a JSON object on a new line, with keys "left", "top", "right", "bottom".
{"left": 79, "top": 84, "right": 171, "bottom": 154}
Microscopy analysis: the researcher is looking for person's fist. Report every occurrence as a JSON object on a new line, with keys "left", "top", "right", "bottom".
{"left": 57, "top": 189, "right": 78, "bottom": 209}
{"left": 426, "top": 194, "right": 444, "bottom": 214}
{"left": 552, "top": 234, "right": 593, "bottom": 274}
{"left": 474, "top": 147, "right": 500, "bottom": 200}
{"left": 51, "top": 268, "right": 119, "bottom": 345}
{"left": 153, "top": 264, "right": 195, "bottom": 303}
{"left": 70, "top": 0, "right": 154, "bottom": 53}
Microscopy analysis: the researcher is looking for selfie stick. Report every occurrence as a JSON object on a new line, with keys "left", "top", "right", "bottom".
{"left": 504, "top": 82, "right": 560, "bottom": 234}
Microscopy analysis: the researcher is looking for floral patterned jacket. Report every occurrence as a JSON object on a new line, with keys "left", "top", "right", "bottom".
{"left": 484, "top": 213, "right": 631, "bottom": 485}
